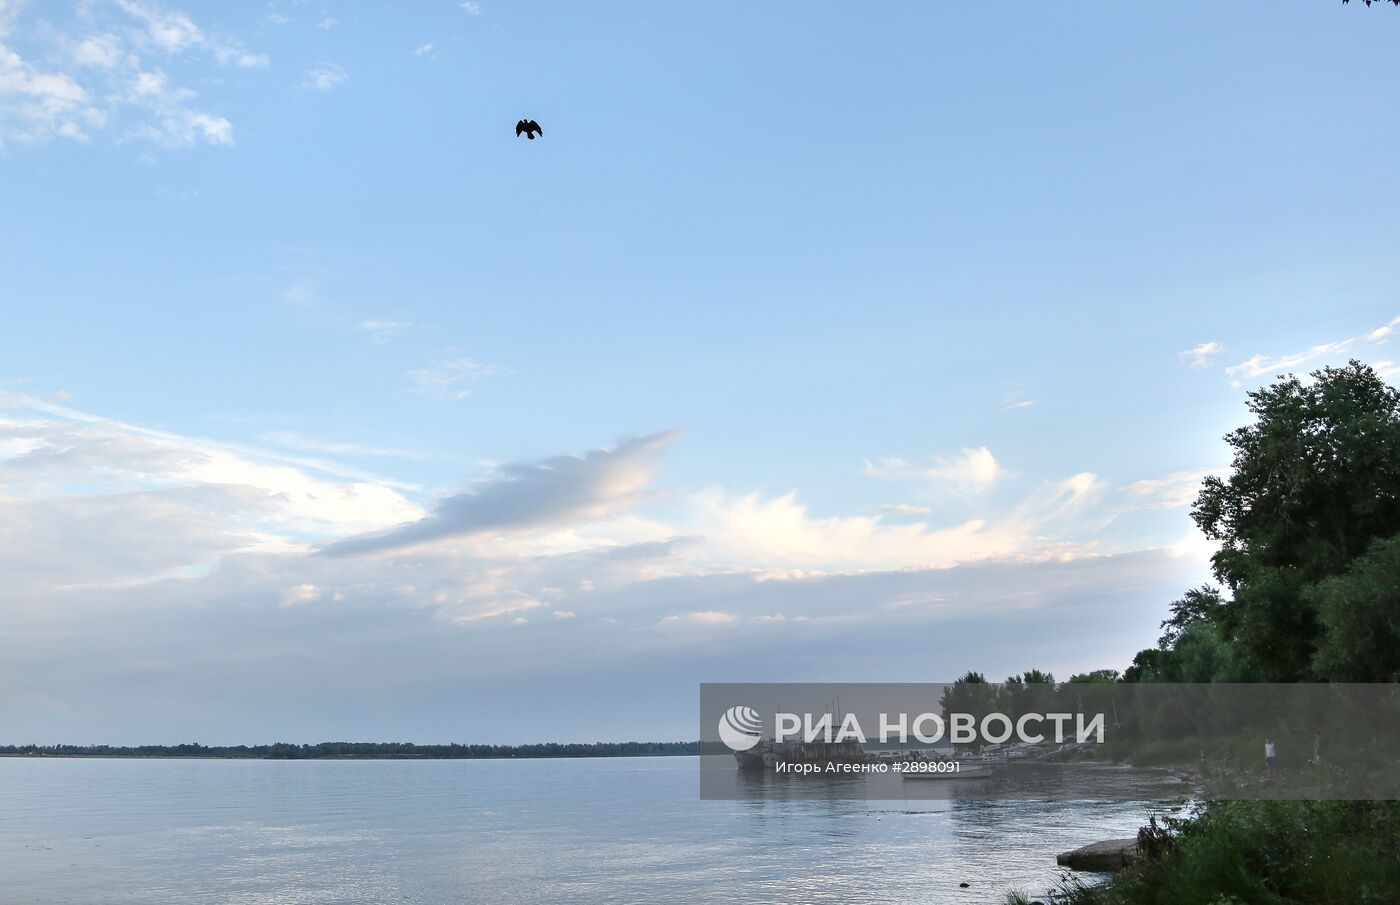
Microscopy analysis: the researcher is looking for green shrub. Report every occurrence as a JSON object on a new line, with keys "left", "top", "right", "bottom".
{"left": 1015, "top": 801, "right": 1400, "bottom": 905}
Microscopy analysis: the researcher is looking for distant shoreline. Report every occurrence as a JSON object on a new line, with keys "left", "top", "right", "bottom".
{"left": 0, "top": 742, "right": 700, "bottom": 761}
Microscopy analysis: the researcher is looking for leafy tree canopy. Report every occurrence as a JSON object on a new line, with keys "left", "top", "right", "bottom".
{"left": 1190, "top": 361, "right": 1400, "bottom": 679}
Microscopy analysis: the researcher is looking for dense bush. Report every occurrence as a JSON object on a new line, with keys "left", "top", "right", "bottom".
{"left": 1019, "top": 801, "right": 1400, "bottom": 905}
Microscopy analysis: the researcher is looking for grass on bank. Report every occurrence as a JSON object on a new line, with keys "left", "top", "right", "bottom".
{"left": 1008, "top": 800, "right": 1400, "bottom": 905}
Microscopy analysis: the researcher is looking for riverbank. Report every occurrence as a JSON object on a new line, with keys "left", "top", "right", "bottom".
{"left": 1018, "top": 799, "right": 1400, "bottom": 905}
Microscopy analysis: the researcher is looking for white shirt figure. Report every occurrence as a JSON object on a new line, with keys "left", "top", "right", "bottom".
{"left": 1265, "top": 741, "right": 1276, "bottom": 760}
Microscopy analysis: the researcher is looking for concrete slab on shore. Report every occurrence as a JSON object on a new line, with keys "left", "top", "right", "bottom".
{"left": 1056, "top": 838, "right": 1141, "bottom": 871}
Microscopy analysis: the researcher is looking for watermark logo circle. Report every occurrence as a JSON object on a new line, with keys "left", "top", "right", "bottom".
{"left": 718, "top": 705, "right": 763, "bottom": 751}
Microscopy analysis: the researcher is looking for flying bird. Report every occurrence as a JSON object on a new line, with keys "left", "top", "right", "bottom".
{"left": 515, "top": 119, "right": 542, "bottom": 140}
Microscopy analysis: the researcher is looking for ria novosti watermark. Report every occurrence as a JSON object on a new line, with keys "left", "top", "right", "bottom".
{"left": 700, "top": 682, "right": 1400, "bottom": 801}
{"left": 721, "top": 707, "right": 1105, "bottom": 751}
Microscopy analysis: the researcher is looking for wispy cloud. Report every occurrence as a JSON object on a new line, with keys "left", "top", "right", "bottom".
{"left": 115, "top": 0, "right": 200, "bottom": 55}
{"left": 1182, "top": 341, "right": 1223, "bottom": 368}
{"left": 460, "top": 1, "right": 482, "bottom": 14}
{"left": 262, "top": 431, "right": 425, "bottom": 460}
{"left": 122, "top": 68, "right": 233, "bottom": 146}
{"left": 1372, "top": 359, "right": 1400, "bottom": 381}
{"left": 862, "top": 446, "right": 1002, "bottom": 492}
{"left": 1224, "top": 315, "right": 1399, "bottom": 382}
{"left": 116, "top": 0, "right": 267, "bottom": 66}
{"left": 998, "top": 383, "right": 1036, "bottom": 411}
{"left": 1368, "top": 316, "right": 1400, "bottom": 343}
{"left": 1124, "top": 468, "right": 1222, "bottom": 510}
{"left": 302, "top": 63, "right": 347, "bottom": 92}
{"left": 281, "top": 283, "right": 317, "bottom": 305}
{"left": 0, "top": 0, "right": 257, "bottom": 148}
{"left": 412, "top": 42, "right": 436, "bottom": 59}
{"left": 879, "top": 503, "right": 931, "bottom": 515}
{"left": 0, "top": 393, "right": 424, "bottom": 573}
{"left": 660, "top": 610, "right": 736, "bottom": 626}
{"left": 0, "top": 44, "right": 96, "bottom": 144}
{"left": 356, "top": 320, "right": 409, "bottom": 344}
{"left": 688, "top": 468, "right": 1108, "bottom": 573}
{"left": 407, "top": 356, "right": 507, "bottom": 400}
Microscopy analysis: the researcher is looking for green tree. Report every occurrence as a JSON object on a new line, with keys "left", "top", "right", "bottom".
{"left": 1003, "top": 670, "right": 1056, "bottom": 720}
{"left": 939, "top": 671, "right": 1001, "bottom": 745}
{"left": 1158, "top": 585, "right": 1227, "bottom": 648}
{"left": 1159, "top": 622, "right": 1242, "bottom": 683}
{"left": 1123, "top": 648, "right": 1162, "bottom": 683}
{"left": 1310, "top": 534, "right": 1400, "bottom": 681}
{"left": 1068, "top": 669, "right": 1121, "bottom": 683}
{"left": 1192, "top": 362, "right": 1400, "bottom": 680}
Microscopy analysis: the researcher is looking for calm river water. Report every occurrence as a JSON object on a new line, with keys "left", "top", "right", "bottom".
{"left": 0, "top": 756, "right": 1188, "bottom": 904}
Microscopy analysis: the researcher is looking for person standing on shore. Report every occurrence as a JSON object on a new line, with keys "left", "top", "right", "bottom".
{"left": 1265, "top": 739, "right": 1277, "bottom": 771}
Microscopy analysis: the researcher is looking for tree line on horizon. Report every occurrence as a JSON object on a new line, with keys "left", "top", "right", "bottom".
{"left": 0, "top": 740, "right": 699, "bottom": 759}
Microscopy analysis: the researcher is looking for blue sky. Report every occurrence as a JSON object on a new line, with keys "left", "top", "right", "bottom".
{"left": 1, "top": 0, "right": 1398, "bottom": 744}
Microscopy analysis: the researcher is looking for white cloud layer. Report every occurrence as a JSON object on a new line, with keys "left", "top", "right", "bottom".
{"left": 0, "top": 0, "right": 259, "bottom": 148}
{"left": 0, "top": 395, "right": 1214, "bottom": 742}
{"left": 0, "top": 394, "right": 423, "bottom": 571}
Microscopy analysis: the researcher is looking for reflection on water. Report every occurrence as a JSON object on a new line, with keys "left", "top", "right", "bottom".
{"left": 0, "top": 757, "right": 1190, "bottom": 904}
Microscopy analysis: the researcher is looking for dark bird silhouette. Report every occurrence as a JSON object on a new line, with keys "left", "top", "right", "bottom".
{"left": 515, "top": 119, "right": 542, "bottom": 140}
